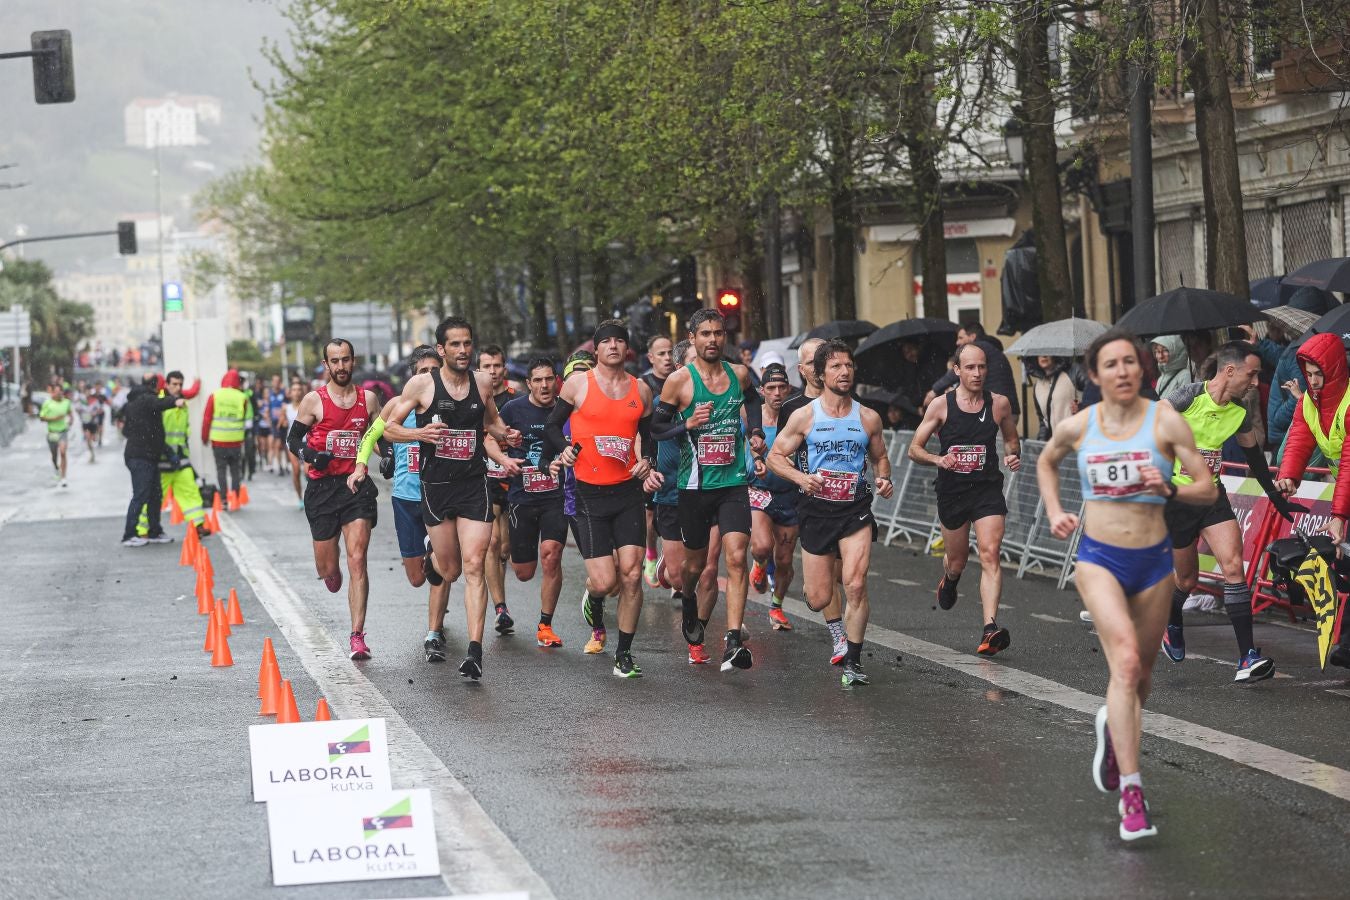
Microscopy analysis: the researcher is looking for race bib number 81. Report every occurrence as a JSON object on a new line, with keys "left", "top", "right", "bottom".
{"left": 1085, "top": 449, "right": 1150, "bottom": 497}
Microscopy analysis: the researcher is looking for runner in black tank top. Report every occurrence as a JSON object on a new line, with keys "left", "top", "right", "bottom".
{"left": 416, "top": 368, "right": 487, "bottom": 484}
{"left": 910, "top": 342, "right": 1022, "bottom": 656}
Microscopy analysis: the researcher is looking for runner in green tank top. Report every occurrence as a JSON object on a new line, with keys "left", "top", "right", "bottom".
{"left": 652, "top": 308, "right": 765, "bottom": 673}
{"left": 1161, "top": 341, "right": 1302, "bottom": 684}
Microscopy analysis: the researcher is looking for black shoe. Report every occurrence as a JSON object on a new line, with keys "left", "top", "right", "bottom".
{"left": 937, "top": 574, "right": 959, "bottom": 610}
{"left": 978, "top": 624, "right": 1011, "bottom": 656}
{"left": 422, "top": 537, "right": 444, "bottom": 586}
{"left": 1330, "top": 644, "right": 1350, "bottom": 669}
{"left": 424, "top": 631, "right": 446, "bottom": 663}
{"left": 612, "top": 651, "right": 643, "bottom": 678}
{"left": 681, "top": 594, "right": 705, "bottom": 645}
{"left": 841, "top": 659, "right": 870, "bottom": 686}
{"left": 720, "top": 633, "right": 753, "bottom": 672}
{"left": 459, "top": 654, "right": 482, "bottom": 680}
{"left": 494, "top": 606, "right": 515, "bottom": 635}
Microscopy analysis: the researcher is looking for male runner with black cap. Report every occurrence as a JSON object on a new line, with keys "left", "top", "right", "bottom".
{"left": 375, "top": 317, "right": 521, "bottom": 680}
{"left": 286, "top": 338, "right": 383, "bottom": 660}
{"left": 748, "top": 362, "right": 800, "bottom": 629}
{"left": 544, "top": 320, "right": 660, "bottom": 678}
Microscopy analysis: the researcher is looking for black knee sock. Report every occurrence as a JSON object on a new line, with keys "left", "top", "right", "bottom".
{"left": 846, "top": 640, "right": 863, "bottom": 664}
{"left": 1169, "top": 588, "right": 1187, "bottom": 630}
{"left": 1224, "top": 582, "right": 1255, "bottom": 656}
{"left": 589, "top": 593, "right": 606, "bottom": 628}
{"left": 616, "top": 630, "right": 634, "bottom": 655}
{"left": 468, "top": 640, "right": 482, "bottom": 661}
{"left": 539, "top": 611, "right": 553, "bottom": 626}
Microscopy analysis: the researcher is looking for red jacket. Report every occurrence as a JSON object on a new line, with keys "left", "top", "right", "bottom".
{"left": 200, "top": 369, "right": 247, "bottom": 448}
{"left": 1277, "top": 332, "right": 1350, "bottom": 518}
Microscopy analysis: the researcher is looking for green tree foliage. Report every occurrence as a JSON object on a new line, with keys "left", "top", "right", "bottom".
{"left": 0, "top": 260, "right": 94, "bottom": 383}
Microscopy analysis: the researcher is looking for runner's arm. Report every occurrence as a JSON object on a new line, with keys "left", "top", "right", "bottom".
{"left": 861, "top": 408, "right": 891, "bottom": 482}
{"left": 355, "top": 416, "right": 387, "bottom": 466}
{"left": 908, "top": 395, "right": 948, "bottom": 467}
{"left": 1236, "top": 430, "right": 1302, "bottom": 519}
{"left": 286, "top": 392, "right": 332, "bottom": 468}
{"left": 995, "top": 394, "right": 1021, "bottom": 471}
{"left": 765, "top": 407, "right": 815, "bottom": 491}
{"left": 1157, "top": 405, "right": 1219, "bottom": 506}
{"left": 1036, "top": 411, "right": 1084, "bottom": 537}
{"left": 652, "top": 368, "right": 697, "bottom": 441}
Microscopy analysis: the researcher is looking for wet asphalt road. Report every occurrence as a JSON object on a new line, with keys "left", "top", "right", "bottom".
{"left": 4, "top": 426, "right": 1348, "bottom": 899}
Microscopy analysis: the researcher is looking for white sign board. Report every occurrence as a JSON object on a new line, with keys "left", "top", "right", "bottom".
{"left": 0, "top": 306, "right": 32, "bottom": 348}
{"left": 267, "top": 789, "right": 440, "bottom": 886}
{"left": 249, "top": 718, "right": 391, "bottom": 802}
{"left": 330, "top": 301, "right": 394, "bottom": 359}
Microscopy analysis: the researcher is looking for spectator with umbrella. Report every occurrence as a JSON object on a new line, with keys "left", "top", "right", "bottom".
{"left": 1262, "top": 298, "right": 1324, "bottom": 458}
{"left": 1150, "top": 336, "right": 1189, "bottom": 402}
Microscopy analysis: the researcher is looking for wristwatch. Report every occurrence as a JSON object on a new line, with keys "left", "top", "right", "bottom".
{"left": 1165, "top": 481, "right": 1178, "bottom": 499}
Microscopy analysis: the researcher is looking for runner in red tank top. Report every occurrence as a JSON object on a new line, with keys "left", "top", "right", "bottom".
{"left": 543, "top": 320, "right": 660, "bottom": 678}
{"left": 286, "top": 338, "right": 383, "bottom": 660}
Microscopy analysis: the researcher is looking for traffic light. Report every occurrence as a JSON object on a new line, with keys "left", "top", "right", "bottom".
{"left": 31, "top": 30, "right": 74, "bottom": 105}
{"left": 117, "top": 221, "right": 137, "bottom": 255}
{"left": 716, "top": 287, "right": 742, "bottom": 333}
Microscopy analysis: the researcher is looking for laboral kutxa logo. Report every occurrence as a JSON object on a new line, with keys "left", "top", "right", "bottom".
{"left": 328, "top": 725, "right": 372, "bottom": 762}
{"left": 362, "top": 797, "right": 414, "bottom": 840}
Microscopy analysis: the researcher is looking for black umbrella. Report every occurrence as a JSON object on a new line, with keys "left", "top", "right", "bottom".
{"left": 1115, "top": 287, "right": 1264, "bottom": 337}
{"left": 1282, "top": 257, "right": 1350, "bottom": 293}
{"left": 853, "top": 318, "right": 959, "bottom": 388}
{"left": 1298, "top": 304, "right": 1350, "bottom": 349}
{"left": 789, "top": 320, "right": 878, "bottom": 348}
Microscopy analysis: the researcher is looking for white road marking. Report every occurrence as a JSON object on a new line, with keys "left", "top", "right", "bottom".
{"left": 761, "top": 595, "right": 1350, "bottom": 803}
{"left": 1326, "top": 689, "right": 1350, "bottom": 699}
{"left": 218, "top": 516, "right": 554, "bottom": 899}
{"left": 888, "top": 578, "right": 919, "bottom": 587}
{"left": 1030, "top": 613, "right": 1072, "bottom": 624}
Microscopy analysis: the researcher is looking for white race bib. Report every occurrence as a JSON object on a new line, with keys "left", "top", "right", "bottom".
{"left": 748, "top": 487, "right": 772, "bottom": 510}
{"left": 326, "top": 429, "right": 360, "bottom": 459}
{"left": 948, "top": 444, "right": 987, "bottom": 475}
{"left": 435, "top": 429, "right": 477, "bottom": 460}
{"left": 817, "top": 468, "right": 860, "bottom": 502}
{"left": 1085, "top": 449, "right": 1150, "bottom": 498}
{"left": 695, "top": 433, "right": 736, "bottom": 467}
{"left": 522, "top": 465, "right": 559, "bottom": 493}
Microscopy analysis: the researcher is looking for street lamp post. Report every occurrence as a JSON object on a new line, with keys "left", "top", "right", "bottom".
{"left": 1002, "top": 114, "right": 1026, "bottom": 176}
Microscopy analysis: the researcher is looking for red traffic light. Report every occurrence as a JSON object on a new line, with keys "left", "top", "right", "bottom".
{"left": 717, "top": 289, "right": 741, "bottom": 309}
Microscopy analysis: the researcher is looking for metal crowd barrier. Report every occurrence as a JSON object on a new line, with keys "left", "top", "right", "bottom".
{"left": 0, "top": 400, "right": 24, "bottom": 449}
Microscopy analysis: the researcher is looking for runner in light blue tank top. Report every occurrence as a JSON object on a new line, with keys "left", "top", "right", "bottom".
{"left": 1076, "top": 402, "right": 1170, "bottom": 505}
{"left": 802, "top": 396, "right": 871, "bottom": 509}
{"left": 393, "top": 410, "right": 423, "bottom": 502}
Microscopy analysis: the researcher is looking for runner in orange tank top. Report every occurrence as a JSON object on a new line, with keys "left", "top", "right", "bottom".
{"left": 543, "top": 320, "right": 661, "bottom": 678}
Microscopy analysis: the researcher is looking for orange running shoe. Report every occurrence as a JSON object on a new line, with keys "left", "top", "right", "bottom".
{"left": 583, "top": 628, "right": 607, "bottom": 654}
{"left": 768, "top": 607, "right": 792, "bottom": 631}
{"left": 750, "top": 561, "right": 768, "bottom": 594}
{"left": 688, "top": 643, "right": 712, "bottom": 664}
{"left": 536, "top": 623, "right": 563, "bottom": 648}
{"left": 977, "top": 624, "right": 1011, "bottom": 656}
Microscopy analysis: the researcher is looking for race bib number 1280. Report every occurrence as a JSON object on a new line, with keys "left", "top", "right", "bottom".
{"left": 948, "top": 444, "right": 987, "bottom": 474}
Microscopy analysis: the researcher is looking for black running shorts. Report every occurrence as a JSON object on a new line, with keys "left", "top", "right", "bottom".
{"left": 800, "top": 506, "right": 876, "bottom": 557}
{"left": 573, "top": 480, "right": 647, "bottom": 559}
{"left": 421, "top": 476, "right": 493, "bottom": 527}
{"left": 654, "top": 502, "right": 682, "bottom": 542}
{"left": 508, "top": 501, "right": 568, "bottom": 563}
{"left": 936, "top": 483, "right": 1008, "bottom": 531}
{"left": 1164, "top": 486, "right": 1236, "bottom": 549}
{"left": 677, "top": 485, "right": 751, "bottom": 550}
{"left": 304, "top": 474, "right": 378, "bottom": 542}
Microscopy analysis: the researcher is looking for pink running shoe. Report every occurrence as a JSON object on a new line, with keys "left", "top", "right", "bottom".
{"left": 1092, "top": 706, "right": 1120, "bottom": 793}
{"left": 323, "top": 570, "right": 343, "bottom": 593}
{"left": 349, "top": 631, "right": 371, "bottom": 660}
{"left": 1118, "top": 785, "right": 1157, "bottom": 841}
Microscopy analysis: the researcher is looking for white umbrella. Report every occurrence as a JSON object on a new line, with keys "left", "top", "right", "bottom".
{"left": 1006, "top": 318, "right": 1108, "bottom": 357}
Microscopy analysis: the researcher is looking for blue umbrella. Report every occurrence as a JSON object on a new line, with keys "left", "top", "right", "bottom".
{"left": 1249, "top": 276, "right": 1294, "bottom": 310}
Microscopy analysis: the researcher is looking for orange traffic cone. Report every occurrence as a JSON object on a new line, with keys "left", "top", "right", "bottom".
{"left": 227, "top": 490, "right": 238, "bottom": 512}
{"left": 207, "top": 510, "right": 221, "bottom": 533}
{"left": 195, "top": 569, "right": 212, "bottom": 616}
{"left": 277, "top": 680, "right": 301, "bottom": 723}
{"left": 258, "top": 637, "right": 278, "bottom": 698}
{"left": 314, "top": 698, "right": 332, "bottom": 721}
{"left": 259, "top": 661, "right": 281, "bottom": 716}
{"left": 169, "top": 498, "right": 184, "bottom": 526}
{"left": 211, "top": 490, "right": 223, "bottom": 515}
{"left": 215, "top": 599, "right": 232, "bottom": 638}
{"left": 239, "top": 484, "right": 251, "bottom": 506}
{"left": 162, "top": 487, "right": 174, "bottom": 512}
{"left": 226, "top": 588, "right": 245, "bottom": 626}
{"left": 210, "top": 627, "right": 234, "bottom": 668}
{"left": 179, "top": 523, "right": 198, "bottom": 566}
{"left": 203, "top": 599, "right": 218, "bottom": 651}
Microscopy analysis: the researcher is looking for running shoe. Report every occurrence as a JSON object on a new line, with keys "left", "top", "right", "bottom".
{"left": 936, "top": 574, "right": 959, "bottom": 610}
{"left": 750, "top": 561, "right": 768, "bottom": 594}
{"left": 643, "top": 555, "right": 660, "bottom": 588}
{"left": 581, "top": 588, "right": 597, "bottom": 628}
{"left": 583, "top": 628, "right": 607, "bottom": 654}
{"left": 1162, "top": 624, "right": 1186, "bottom": 662}
{"left": 977, "top": 624, "right": 1011, "bottom": 656}
{"left": 145, "top": 533, "right": 174, "bottom": 544}
{"left": 1234, "top": 648, "right": 1274, "bottom": 683}
{"left": 1079, "top": 609, "right": 1094, "bottom": 624}
{"left": 422, "top": 536, "right": 444, "bottom": 586}
{"left": 768, "top": 607, "right": 792, "bottom": 631}
{"left": 688, "top": 643, "right": 711, "bottom": 665}
{"left": 121, "top": 536, "right": 148, "bottom": 547}
{"left": 1118, "top": 785, "right": 1157, "bottom": 841}
{"left": 323, "top": 570, "right": 343, "bottom": 593}
{"left": 59, "top": 479, "right": 68, "bottom": 489}
{"left": 841, "top": 659, "right": 870, "bottom": 686}
{"left": 1092, "top": 706, "right": 1120, "bottom": 793}
{"left": 681, "top": 612, "right": 705, "bottom": 647}
{"left": 830, "top": 637, "right": 847, "bottom": 666}
{"left": 613, "top": 652, "right": 643, "bottom": 678}
{"left": 424, "top": 631, "right": 446, "bottom": 663}
{"left": 349, "top": 632, "right": 372, "bottom": 660}
{"left": 721, "top": 634, "right": 753, "bottom": 672}
{"left": 494, "top": 605, "right": 515, "bottom": 635}
{"left": 459, "top": 654, "right": 483, "bottom": 680}
{"left": 536, "top": 623, "right": 563, "bottom": 647}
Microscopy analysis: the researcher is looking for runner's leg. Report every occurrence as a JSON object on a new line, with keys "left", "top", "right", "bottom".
{"left": 721, "top": 530, "right": 750, "bottom": 632}
{"left": 539, "top": 539, "right": 563, "bottom": 618}
{"left": 455, "top": 517, "right": 494, "bottom": 645}
{"left": 340, "top": 518, "right": 372, "bottom": 632}
{"left": 1203, "top": 519, "right": 1263, "bottom": 665}
{"left": 839, "top": 526, "right": 872, "bottom": 644}
{"left": 772, "top": 523, "right": 798, "bottom": 604}
{"left": 973, "top": 514, "right": 1006, "bottom": 626}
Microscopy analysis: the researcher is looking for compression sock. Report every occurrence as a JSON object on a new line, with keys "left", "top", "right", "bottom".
{"left": 539, "top": 611, "right": 553, "bottom": 626}
{"left": 468, "top": 640, "right": 482, "bottom": 661}
{"left": 1169, "top": 588, "right": 1187, "bottom": 630}
{"left": 616, "top": 630, "right": 634, "bottom": 655}
{"left": 846, "top": 640, "right": 863, "bottom": 664}
{"left": 645, "top": 547, "right": 657, "bottom": 561}
{"left": 1224, "top": 582, "right": 1256, "bottom": 656}
{"left": 826, "top": 617, "right": 844, "bottom": 645}
{"left": 590, "top": 593, "right": 606, "bottom": 629}
{"left": 770, "top": 595, "right": 783, "bottom": 609}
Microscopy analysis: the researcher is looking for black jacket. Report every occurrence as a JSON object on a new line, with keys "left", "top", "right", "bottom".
{"left": 122, "top": 385, "right": 178, "bottom": 462}
{"left": 930, "top": 338, "right": 1021, "bottom": 416}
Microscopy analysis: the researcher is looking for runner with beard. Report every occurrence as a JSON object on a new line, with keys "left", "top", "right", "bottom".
{"left": 478, "top": 345, "right": 517, "bottom": 637}
{"left": 286, "top": 339, "right": 383, "bottom": 660}
{"left": 349, "top": 346, "right": 453, "bottom": 663}
{"left": 767, "top": 340, "right": 893, "bottom": 685}
{"left": 375, "top": 318, "right": 522, "bottom": 679}
{"left": 642, "top": 335, "right": 677, "bottom": 588}
{"left": 544, "top": 321, "right": 660, "bottom": 678}
{"left": 652, "top": 308, "right": 764, "bottom": 673}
